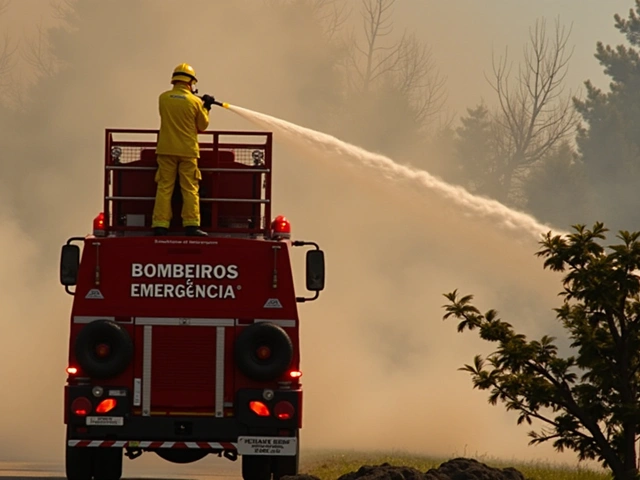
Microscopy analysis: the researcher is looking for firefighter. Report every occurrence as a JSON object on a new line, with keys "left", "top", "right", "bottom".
{"left": 151, "top": 63, "right": 216, "bottom": 237}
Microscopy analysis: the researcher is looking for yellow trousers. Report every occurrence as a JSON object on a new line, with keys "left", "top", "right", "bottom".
{"left": 151, "top": 155, "right": 202, "bottom": 228}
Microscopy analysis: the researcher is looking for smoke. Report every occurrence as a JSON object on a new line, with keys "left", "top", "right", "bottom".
{"left": 227, "top": 104, "right": 572, "bottom": 462}
{"left": 0, "top": 0, "right": 611, "bottom": 471}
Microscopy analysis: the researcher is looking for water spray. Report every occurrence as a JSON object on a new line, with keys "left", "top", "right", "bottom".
{"left": 213, "top": 101, "right": 565, "bottom": 243}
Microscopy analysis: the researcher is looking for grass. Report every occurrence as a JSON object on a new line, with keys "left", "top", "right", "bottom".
{"left": 299, "top": 449, "right": 613, "bottom": 480}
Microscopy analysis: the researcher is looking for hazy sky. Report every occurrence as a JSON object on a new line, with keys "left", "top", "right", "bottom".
{"left": 392, "top": 0, "right": 633, "bottom": 116}
{"left": 1, "top": 0, "right": 634, "bottom": 115}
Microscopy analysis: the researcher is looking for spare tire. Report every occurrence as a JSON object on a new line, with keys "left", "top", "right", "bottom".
{"left": 235, "top": 322, "right": 293, "bottom": 381}
{"left": 75, "top": 319, "right": 133, "bottom": 379}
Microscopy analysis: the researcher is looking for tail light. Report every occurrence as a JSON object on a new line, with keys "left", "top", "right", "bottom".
{"left": 274, "top": 401, "right": 295, "bottom": 420}
{"left": 249, "top": 401, "right": 270, "bottom": 417}
{"left": 93, "top": 212, "right": 106, "bottom": 237}
{"left": 96, "top": 398, "right": 117, "bottom": 414}
{"left": 66, "top": 366, "right": 78, "bottom": 375}
{"left": 289, "top": 370, "right": 302, "bottom": 379}
{"left": 71, "top": 397, "right": 92, "bottom": 416}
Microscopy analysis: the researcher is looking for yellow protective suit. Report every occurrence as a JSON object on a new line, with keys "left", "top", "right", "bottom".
{"left": 152, "top": 83, "right": 210, "bottom": 228}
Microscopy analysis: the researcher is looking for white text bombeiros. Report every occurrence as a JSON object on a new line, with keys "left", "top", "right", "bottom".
{"left": 130, "top": 263, "right": 239, "bottom": 299}
{"left": 131, "top": 263, "right": 239, "bottom": 280}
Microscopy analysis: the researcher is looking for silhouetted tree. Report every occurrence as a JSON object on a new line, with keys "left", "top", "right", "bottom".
{"left": 522, "top": 141, "right": 589, "bottom": 227}
{"left": 443, "top": 222, "right": 640, "bottom": 480}
{"left": 452, "top": 103, "right": 505, "bottom": 197}
{"left": 336, "top": 0, "right": 446, "bottom": 157}
{"left": 0, "top": 0, "right": 18, "bottom": 92}
{"left": 468, "top": 17, "right": 579, "bottom": 205}
{"left": 573, "top": 0, "right": 640, "bottom": 231}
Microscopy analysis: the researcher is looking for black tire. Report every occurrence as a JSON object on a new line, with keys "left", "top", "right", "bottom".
{"left": 242, "top": 455, "right": 272, "bottom": 480}
{"left": 75, "top": 319, "right": 133, "bottom": 379}
{"left": 235, "top": 322, "right": 293, "bottom": 381}
{"left": 271, "top": 431, "right": 299, "bottom": 480}
{"left": 93, "top": 448, "right": 123, "bottom": 480}
{"left": 65, "top": 445, "right": 93, "bottom": 480}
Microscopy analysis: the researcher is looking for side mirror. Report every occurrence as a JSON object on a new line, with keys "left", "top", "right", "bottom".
{"left": 60, "top": 244, "right": 80, "bottom": 286}
{"left": 306, "top": 249, "right": 325, "bottom": 292}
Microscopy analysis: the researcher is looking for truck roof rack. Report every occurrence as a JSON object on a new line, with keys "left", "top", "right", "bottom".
{"left": 102, "top": 129, "right": 273, "bottom": 238}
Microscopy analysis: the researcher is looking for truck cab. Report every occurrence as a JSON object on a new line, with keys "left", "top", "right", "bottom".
{"left": 59, "top": 129, "right": 325, "bottom": 480}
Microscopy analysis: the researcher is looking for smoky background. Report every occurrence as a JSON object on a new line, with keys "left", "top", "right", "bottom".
{"left": 0, "top": 0, "right": 630, "bottom": 472}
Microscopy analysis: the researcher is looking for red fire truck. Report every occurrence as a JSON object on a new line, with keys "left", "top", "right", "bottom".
{"left": 58, "top": 129, "right": 325, "bottom": 480}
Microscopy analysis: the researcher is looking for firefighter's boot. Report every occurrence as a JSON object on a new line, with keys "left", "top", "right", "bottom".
{"left": 185, "top": 226, "right": 208, "bottom": 237}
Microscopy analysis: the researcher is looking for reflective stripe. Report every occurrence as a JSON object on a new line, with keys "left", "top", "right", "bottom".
{"left": 67, "top": 440, "right": 237, "bottom": 449}
{"left": 133, "top": 378, "right": 142, "bottom": 407}
{"left": 142, "top": 326, "right": 152, "bottom": 416}
{"left": 215, "top": 326, "right": 225, "bottom": 418}
{"left": 135, "top": 317, "right": 234, "bottom": 326}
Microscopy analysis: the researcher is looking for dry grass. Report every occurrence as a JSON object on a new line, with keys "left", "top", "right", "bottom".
{"left": 299, "top": 450, "right": 612, "bottom": 480}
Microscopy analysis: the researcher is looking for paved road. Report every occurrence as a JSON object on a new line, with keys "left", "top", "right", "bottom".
{"left": 0, "top": 454, "right": 242, "bottom": 479}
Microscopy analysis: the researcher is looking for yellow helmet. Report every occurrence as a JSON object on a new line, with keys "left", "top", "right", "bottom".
{"left": 171, "top": 63, "right": 197, "bottom": 84}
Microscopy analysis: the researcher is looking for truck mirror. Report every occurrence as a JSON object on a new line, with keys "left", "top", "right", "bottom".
{"left": 60, "top": 244, "right": 80, "bottom": 286}
{"left": 306, "top": 250, "right": 325, "bottom": 292}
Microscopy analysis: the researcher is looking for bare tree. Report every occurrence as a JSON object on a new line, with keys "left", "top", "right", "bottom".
{"left": 50, "top": 0, "right": 76, "bottom": 21}
{"left": 344, "top": 0, "right": 402, "bottom": 93}
{"left": 487, "top": 16, "right": 579, "bottom": 203}
{"left": 21, "top": 22, "right": 58, "bottom": 79}
{"left": 262, "top": 0, "right": 350, "bottom": 40}
{"left": 0, "top": 0, "right": 18, "bottom": 90}
{"left": 343, "top": 0, "right": 446, "bottom": 126}
{"left": 393, "top": 32, "right": 446, "bottom": 125}
{"left": 308, "top": 0, "right": 351, "bottom": 40}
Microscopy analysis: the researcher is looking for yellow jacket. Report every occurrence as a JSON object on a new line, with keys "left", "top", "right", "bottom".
{"left": 155, "top": 84, "right": 210, "bottom": 158}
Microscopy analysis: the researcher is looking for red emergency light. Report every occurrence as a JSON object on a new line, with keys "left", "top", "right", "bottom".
{"left": 93, "top": 212, "right": 106, "bottom": 237}
{"left": 96, "top": 398, "right": 117, "bottom": 414}
{"left": 271, "top": 215, "right": 291, "bottom": 240}
{"left": 274, "top": 401, "right": 294, "bottom": 420}
{"left": 71, "top": 397, "right": 92, "bottom": 416}
{"left": 249, "top": 401, "right": 270, "bottom": 417}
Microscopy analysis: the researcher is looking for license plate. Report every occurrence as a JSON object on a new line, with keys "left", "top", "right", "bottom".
{"left": 86, "top": 416, "right": 124, "bottom": 426}
{"left": 237, "top": 436, "right": 297, "bottom": 456}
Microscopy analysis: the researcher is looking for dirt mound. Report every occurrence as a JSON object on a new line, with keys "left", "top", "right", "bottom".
{"left": 286, "top": 457, "right": 527, "bottom": 480}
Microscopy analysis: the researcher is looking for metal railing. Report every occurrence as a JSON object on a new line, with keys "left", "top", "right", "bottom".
{"left": 103, "top": 129, "right": 273, "bottom": 236}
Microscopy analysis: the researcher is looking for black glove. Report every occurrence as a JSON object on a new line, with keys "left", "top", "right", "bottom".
{"left": 201, "top": 94, "right": 215, "bottom": 110}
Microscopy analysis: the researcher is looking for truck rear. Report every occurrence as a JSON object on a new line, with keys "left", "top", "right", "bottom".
{"left": 59, "top": 129, "right": 325, "bottom": 480}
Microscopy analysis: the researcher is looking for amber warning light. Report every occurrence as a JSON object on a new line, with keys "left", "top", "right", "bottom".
{"left": 249, "top": 401, "right": 270, "bottom": 417}
{"left": 96, "top": 398, "right": 117, "bottom": 414}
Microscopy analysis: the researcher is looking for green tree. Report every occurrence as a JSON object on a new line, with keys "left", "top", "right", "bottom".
{"left": 574, "top": 0, "right": 640, "bottom": 230}
{"left": 442, "top": 223, "right": 640, "bottom": 480}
